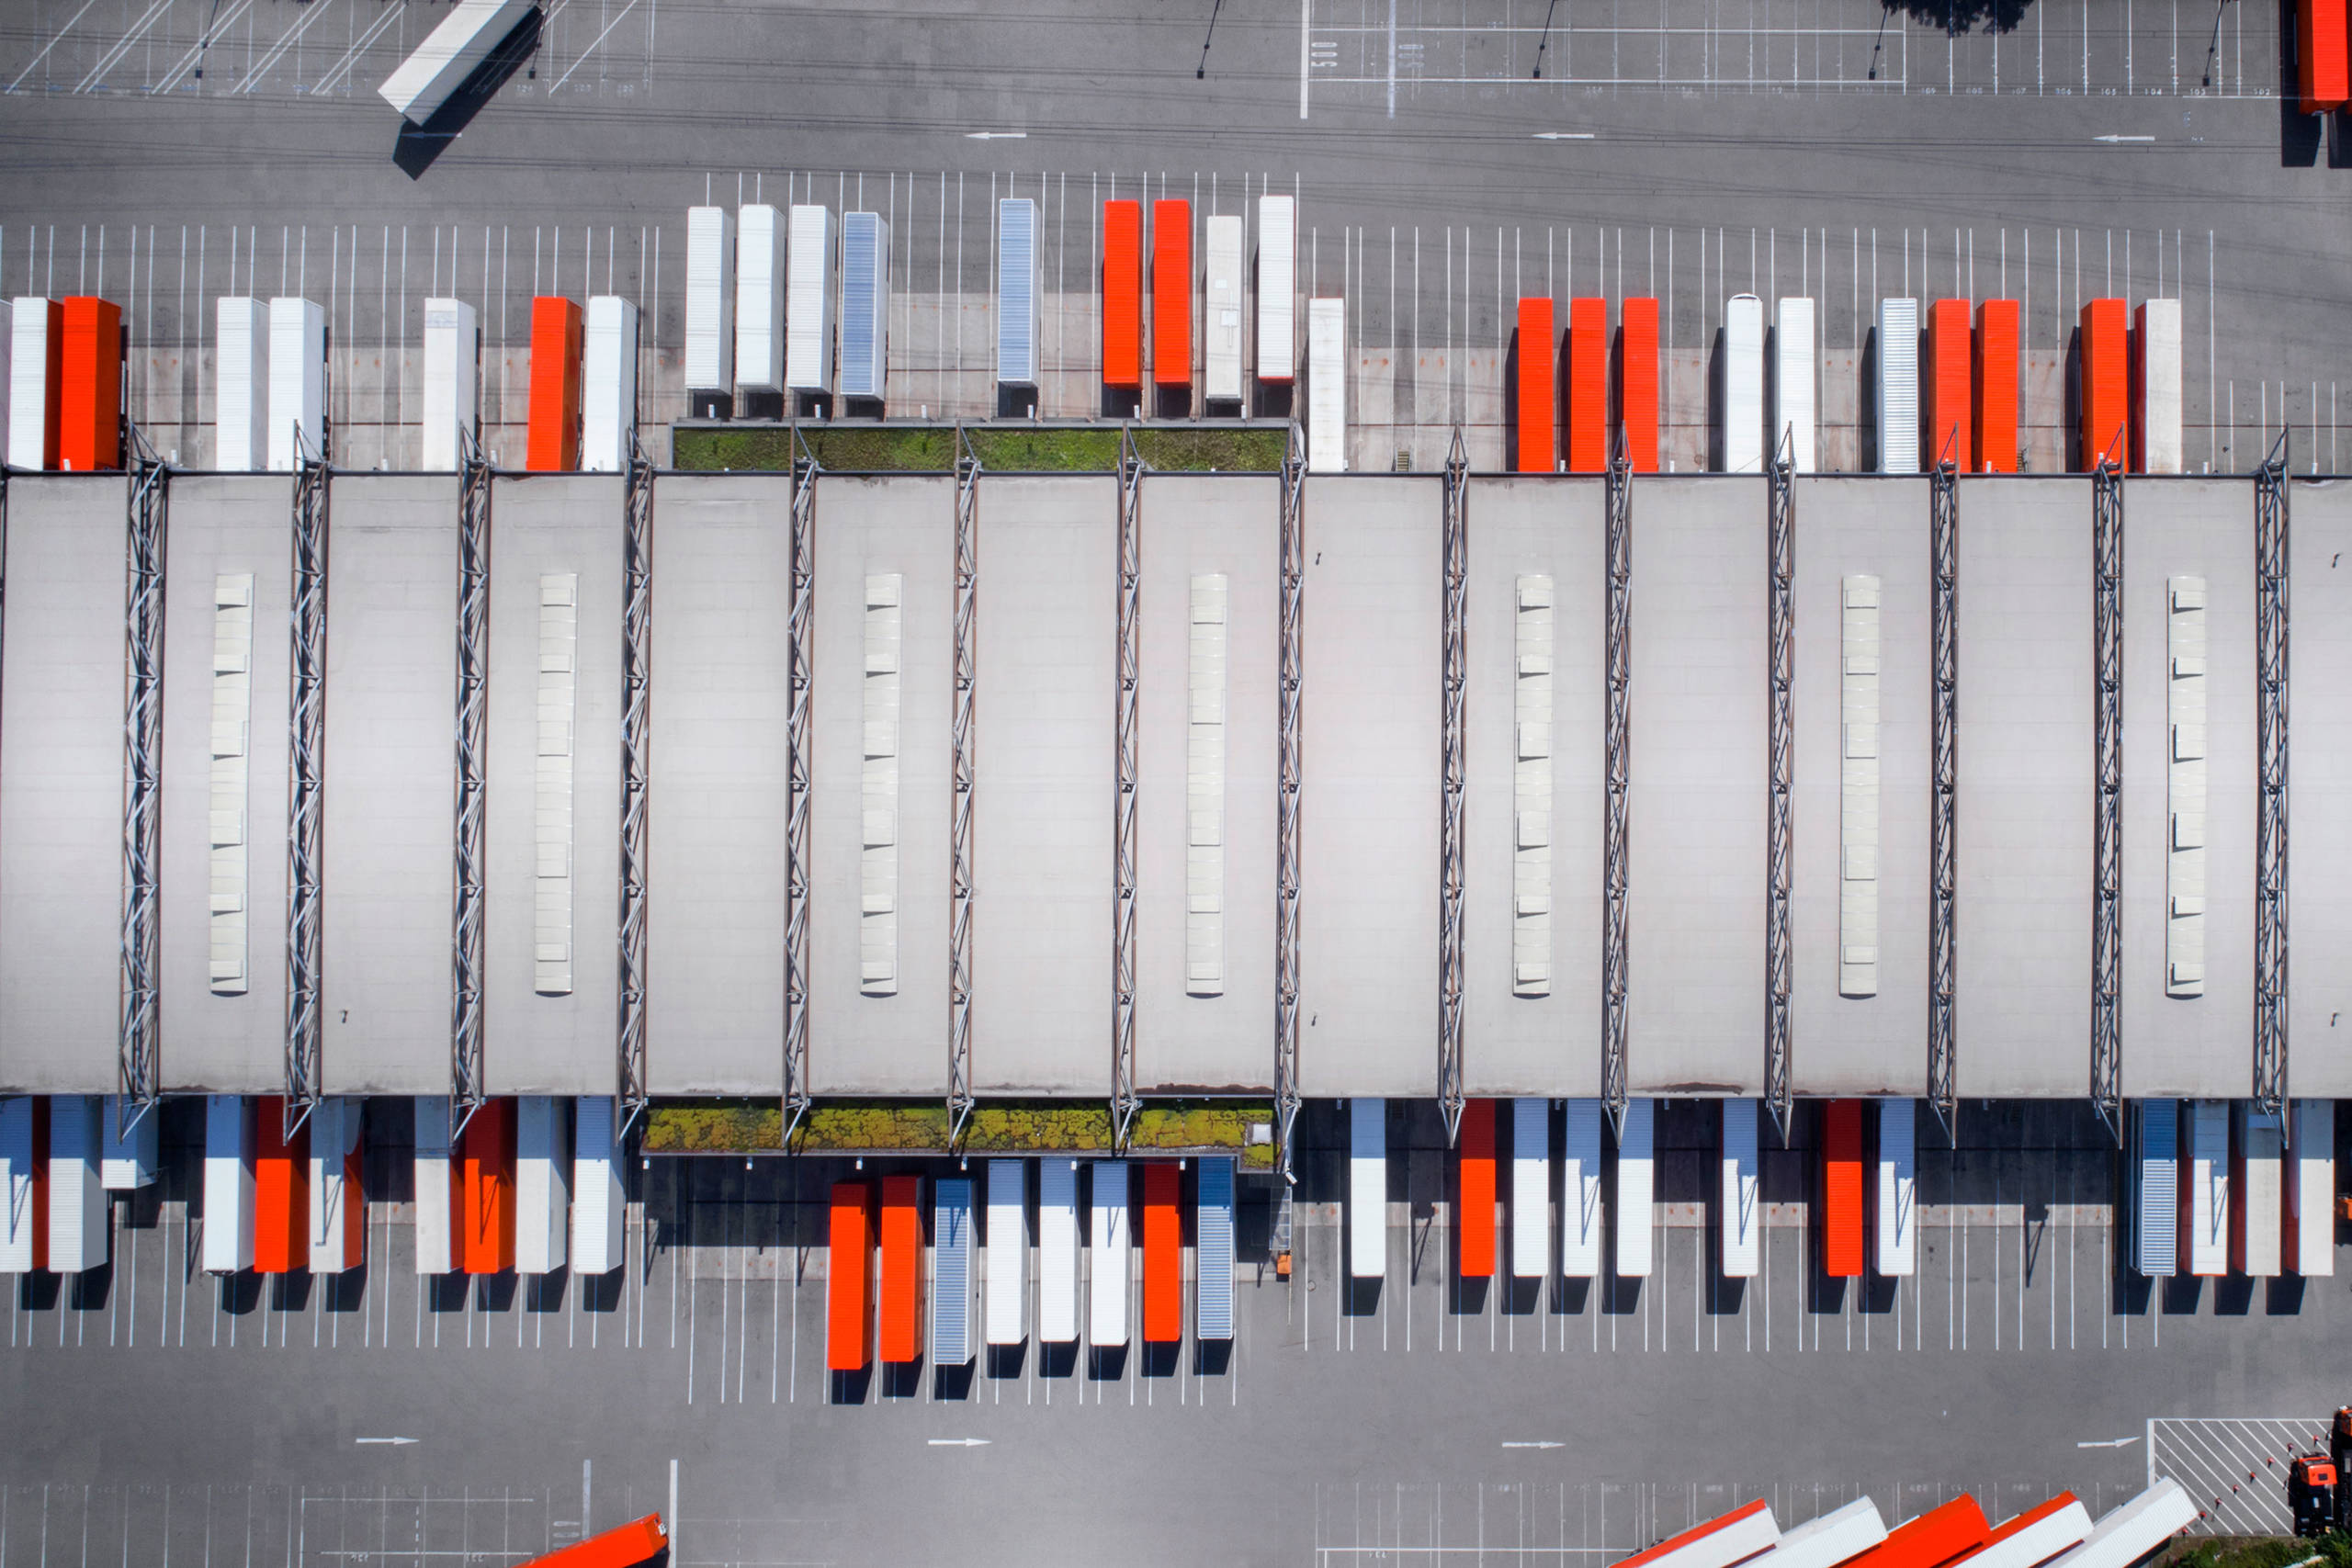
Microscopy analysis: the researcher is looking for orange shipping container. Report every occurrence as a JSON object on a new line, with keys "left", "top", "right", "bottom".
{"left": 827, "top": 1182, "right": 874, "bottom": 1371}
{"left": 526, "top": 297, "right": 583, "bottom": 472}
{"left": 1152, "top": 199, "right": 1192, "bottom": 388}
{"left": 877, "top": 1174, "right": 923, "bottom": 1364}
{"left": 1515, "top": 299, "right": 1556, "bottom": 473}
{"left": 1822, "top": 1099, "right": 1865, "bottom": 1279}
{"left": 1457, "top": 1098, "right": 1497, "bottom": 1279}
{"left": 519, "top": 1513, "right": 669, "bottom": 1568}
{"left": 2298, "top": 0, "right": 2349, "bottom": 110}
{"left": 1142, "top": 1161, "right": 1182, "bottom": 1343}
{"left": 1842, "top": 1496, "right": 1991, "bottom": 1568}
{"left": 459, "top": 1098, "right": 515, "bottom": 1275}
{"left": 254, "top": 1097, "right": 310, "bottom": 1275}
{"left": 1102, "top": 201, "right": 1143, "bottom": 389}
{"left": 1616, "top": 299, "right": 1659, "bottom": 474}
{"left": 1926, "top": 299, "right": 1973, "bottom": 473}
{"left": 59, "top": 296, "right": 121, "bottom": 472}
{"left": 1973, "top": 299, "right": 2020, "bottom": 474}
{"left": 1566, "top": 297, "right": 1609, "bottom": 473}
{"left": 2079, "top": 299, "right": 2129, "bottom": 471}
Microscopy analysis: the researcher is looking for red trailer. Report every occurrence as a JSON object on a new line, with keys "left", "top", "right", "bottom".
{"left": 520, "top": 1514, "right": 669, "bottom": 1568}
{"left": 526, "top": 297, "right": 582, "bottom": 471}
{"left": 1617, "top": 299, "right": 1659, "bottom": 473}
{"left": 1142, "top": 1161, "right": 1182, "bottom": 1343}
{"left": 1566, "top": 297, "right": 1609, "bottom": 473}
{"left": 1151, "top": 199, "right": 1192, "bottom": 388}
{"left": 253, "top": 1098, "right": 310, "bottom": 1275}
{"left": 1927, "top": 299, "right": 1973, "bottom": 473}
{"left": 1843, "top": 1497, "right": 1991, "bottom": 1568}
{"left": 827, "top": 1181, "right": 874, "bottom": 1371}
{"left": 1822, "top": 1099, "right": 1865, "bottom": 1280}
{"left": 877, "top": 1174, "right": 923, "bottom": 1364}
{"left": 2079, "top": 299, "right": 2130, "bottom": 471}
{"left": 2297, "top": 0, "right": 2349, "bottom": 111}
{"left": 1457, "top": 1098, "right": 1497, "bottom": 1279}
{"left": 1515, "top": 298, "right": 1556, "bottom": 473}
{"left": 59, "top": 297, "right": 121, "bottom": 472}
{"left": 1973, "top": 299, "right": 2020, "bottom": 474}
{"left": 459, "top": 1099, "right": 515, "bottom": 1275}
{"left": 1102, "top": 200, "right": 1143, "bottom": 389}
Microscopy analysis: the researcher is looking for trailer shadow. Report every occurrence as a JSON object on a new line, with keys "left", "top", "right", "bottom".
{"left": 1810, "top": 1273, "right": 1849, "bottom": 1316}
{"left": 1193, "top": 1338, "right": 1232, "bottom": 1377}
{"left": 268, "top": 1270, "right": 313, "bottom": 1314}
{"left": 1860, "top": 1275, "right": 1898, "bottom": 1315}
{"left": 879, "top": 1359, "right": 925, "bottom": 1400}
{"left": 2213, "top": 1275, "right": 2257, "bottom": 1316}
{"left": 1343, "top": 1276, "right": 1382, "bottom": 1316}
{"left": 1451, "top": 1274, "right": 1490, "bottom": 1318}
{"left": 985, "top": 1342, "right": 1027, "bottom": 1382}
{"left": 829, "top": 1367, "right": 872, "bottom": 1406}
{"left": 1502, "top": 1273, "right": 1543, "bottom": 1316}
{"left": 428, "top": 1272, "right": 471, "bottom": 1314}
{"left": 323, "top": 1266, "right": 368, "bottom": 1314}
{"left": 16, "top": 1271, "right": 60, "bottom": 1314}
{"left": 933, "top": 1359, "right": 977, "bottom": 1400}
{"left": 1037, "top": 1340, "right": 1080, "bottom": 1380}
{"left": 67, "top": 1264, "right": 113, "bottom": 1313}
{"left": 580, "top": 1269, "right": 625, "bottom": 1314}
{"left": 2161, "top": 1275, "right": 2203, "bottom": 1314}
{"left": 1085, "top": 1344, "right": 1127, "bottom": 1382}
{"left": 2267, "top": 1277, "right": 2307, "bottom": 1315}
{"left": 526, "top": 1270, "right": 568, "bottom": 1314}
{"left": 1600, "top": 1275, "right": 1641, "bottom": 1315}
{"left": 1140, "top": 1340, "right": 1182, "bottom": 1379}
{"left": 390, "top": 9, "right": 544, "bottom": 181}
{"left": 1554, "top": 1276, "right": 1591, "bottom": 1316}
{"left": 1709, "top": 1276, "right": 1747, "bottom": 1318}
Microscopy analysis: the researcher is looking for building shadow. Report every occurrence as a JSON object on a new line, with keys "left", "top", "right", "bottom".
{"left": 391, "top": 8, "right": 545, "bottom": 181}
{"left": 1878, "top": 0, "right": 2034, "bottom": 32}
{"left": 1503, "top": 330, "right": 1523, "bottom": 471}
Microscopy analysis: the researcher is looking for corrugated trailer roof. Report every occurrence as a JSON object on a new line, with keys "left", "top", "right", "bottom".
{"left": 1840, "top": 1496, "right": 1989, "bottom": 1568}
{"left": 1617, "top": 299, "right": 1658, "bottom": 472}
{"left": 1822, "top": 1098, "right": 1865, "bottom": 1279}
{"left": 1515, "top": 298, "right": 1555, "bottom": 473}
{"left": 526, "top": 297, "right": 583, "bottom": 472}
{"left": 1567, "top": 297, "right": 1608, "bottom": 473}
{"left": 1973, "top": 299, "right": 2020, "bottom": 473}
{"left": 878, "top": 1174, "right": 923, "bottom": 1364}
{"left": 1152, "top": 199, "right": 1193, "bottom": 389}
{"left": 1195, "top": 1156, "right": 1235, "bottom": 1341}
{"left": 1141, "top": 1160, "right": 1182, "bottom": 1343}
{"left": 1457, "top": 1098, "right": 1497, "bottom": 1279}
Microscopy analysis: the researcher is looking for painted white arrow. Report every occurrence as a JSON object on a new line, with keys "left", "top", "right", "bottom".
{"left": 356, "top": 1437, "right": 421, "bottom": 1447}
{"left": 927, "top": 1438, "right": 993, "bottom": 1448}
{"left": 965, "top": 130, "right": 1029, "bottom": 141}
{"left": 1533, "top": 131, "right": 1595, "bottom": 140}
{"left": 1502, "top": 1441, "right": 1566, "bottom": 1450}
{"left": 2093, "top": 134, "right": 2155, "bottom": 143}
{"left": 2077, "top": 1437, "right": 2142, "bottom": 1449}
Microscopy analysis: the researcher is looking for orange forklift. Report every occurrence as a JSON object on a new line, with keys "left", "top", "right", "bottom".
{"left": 2287, "top": 1408, "right": 2352, "bottom": 1537}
